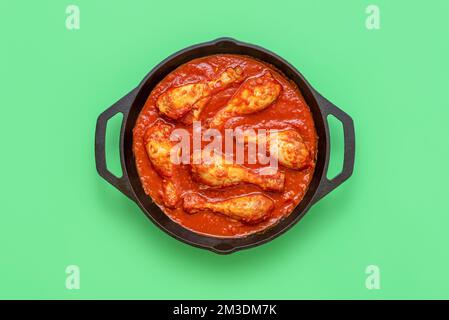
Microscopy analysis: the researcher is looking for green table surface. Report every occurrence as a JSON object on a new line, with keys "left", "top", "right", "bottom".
{"left": 1, "top": 0, "right": 448, "bottom": 299}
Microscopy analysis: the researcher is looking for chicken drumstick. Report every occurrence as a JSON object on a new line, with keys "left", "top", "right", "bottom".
{"left": 191, "top": 150, "right": 285, "bottom": 192}
{"left": 156, "top": 67, "right": 244, "bottom": 121}
{"left": 144, "top": 122, "right": 180, "bottom": 207}
{"left": 183, "top": 193, "right": 274, "bottom": 224}
{"left": 208, "top": 71, "right": 282, "bottom": 128}
{"left": 245, "top": 129, "right": 312, "bottom": 170}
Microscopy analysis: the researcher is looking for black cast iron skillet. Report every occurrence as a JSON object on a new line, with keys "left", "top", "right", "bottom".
{"left": 95, "top": 38, "right": 355, "bottom": 254}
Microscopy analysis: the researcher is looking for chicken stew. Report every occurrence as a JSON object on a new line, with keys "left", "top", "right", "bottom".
{"left": 133, "top": 54, "right": 318, "bottom": 237}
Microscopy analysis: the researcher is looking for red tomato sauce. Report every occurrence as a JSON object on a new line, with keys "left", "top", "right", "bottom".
{"left": 133, "top": 54, "right": 317, "bottom": 237}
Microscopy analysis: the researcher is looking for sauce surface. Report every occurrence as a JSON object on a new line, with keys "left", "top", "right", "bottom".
{"left": 133, "top": 54, "right": 317, "bottom": 237}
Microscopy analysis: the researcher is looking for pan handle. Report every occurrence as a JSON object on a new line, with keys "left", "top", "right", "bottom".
{"left": 95, "top": 89, "right": 137, "bottom": 200}
{"left": 312, "top": 92, "right": 355, "bottom": 204}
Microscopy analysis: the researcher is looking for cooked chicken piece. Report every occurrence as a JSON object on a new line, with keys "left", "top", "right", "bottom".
{"left": 144, "top": 122, "right": 180, "bottom": 207}
{"left": 179, "top": 96, "right": 210, "bottom": 125}
{"left": 191, "top": 150, "right": 285, "bottom": 192}
{"left": 157, "top": 67, "right": 244, "bottom": 120}
{"left": 245, "top": 129, "right": 311, "bottom": 170}
{"left": 144, "top": 122, "right": 175, "bottom": 177}
{"left": 208, "top": 72, "right": 282, "bottom": 128}
{"left": 183, "top": 193, "right": 274, "bottom": 224}
{"left": 161, "top": 180, "right": 179, "bottom": 208}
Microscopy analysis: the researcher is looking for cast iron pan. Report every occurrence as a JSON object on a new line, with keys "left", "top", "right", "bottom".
{"left": 95, "top": 38, "right": 355, "bottom": 254}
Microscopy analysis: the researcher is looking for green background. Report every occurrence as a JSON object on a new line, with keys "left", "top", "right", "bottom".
{"left": 1, "top": 0, "right": 448, "bottom": 299}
